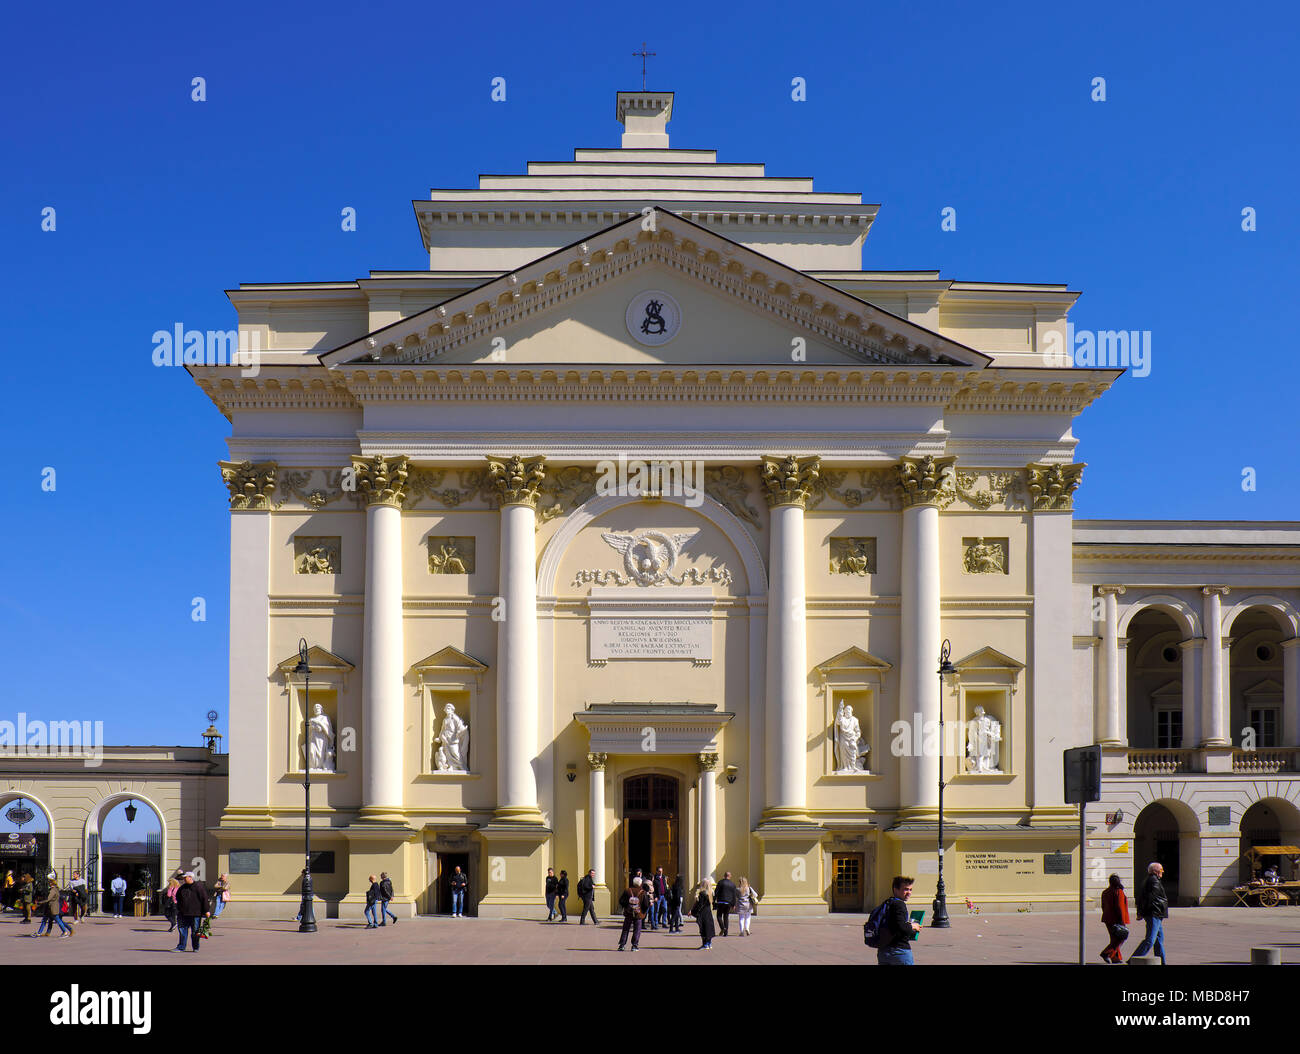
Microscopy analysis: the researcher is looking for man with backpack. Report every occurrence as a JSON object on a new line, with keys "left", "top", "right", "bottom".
{"left": 864, "top": 875, "right": 921, "bottom": 965}
{"left": 616, "top": 876, "right": 649, "bottom": 952}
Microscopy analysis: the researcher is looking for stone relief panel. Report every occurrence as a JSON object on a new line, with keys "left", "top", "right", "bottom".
{"left": 962, "top": 537, "right": 1008, "bottom": 575}
{"left": 293, "top": 536, "right": 341, "bottom": 574}
{"left": 573, "top": 529, "right": 733, "bottom": 587}
{"left": 428, "top": 536, "right": 475, "bottom": 574}
{"left": 829, "top": 537, "right": 877, "bottom": 575}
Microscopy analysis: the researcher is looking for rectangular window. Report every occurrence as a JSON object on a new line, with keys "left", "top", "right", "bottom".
{"left": 1248, "top": 708, "right": 1278, "bottom": 748}
{"left": 1155, "top": 708, "right": 1183, "bottom": 749}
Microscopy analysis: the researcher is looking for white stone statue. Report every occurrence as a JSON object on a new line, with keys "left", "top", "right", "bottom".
{"left": 966, "top": 705, "right": 1003, "bottom": 773}
{"left": 833, "top": 701, "right": 869, "bottom": 774}
{"left": 305, "top": 703, "right": 335, "bottom": 772}
{"left": 434, "top": 703, "right": 470, "bottom": 772}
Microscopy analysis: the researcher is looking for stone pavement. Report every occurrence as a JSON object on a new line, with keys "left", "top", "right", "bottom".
{"left": 4, "top": 906, "right": 1298, "bottom": 965}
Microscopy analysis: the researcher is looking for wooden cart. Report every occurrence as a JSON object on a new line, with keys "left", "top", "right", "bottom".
{"left": 1232, "top": 846, "right": 1300, "bottom": 906}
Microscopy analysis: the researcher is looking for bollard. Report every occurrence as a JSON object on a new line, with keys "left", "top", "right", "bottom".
{"left": 1129, "top": 954, "right": 1161, "bottom": 965}
{"left": 1251, "top": 946, "right": 1281, "bottom": 965}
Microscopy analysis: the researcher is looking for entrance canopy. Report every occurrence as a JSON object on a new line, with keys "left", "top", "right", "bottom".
{"left": 574, "top": 702, "right": 732, "bottom": 754}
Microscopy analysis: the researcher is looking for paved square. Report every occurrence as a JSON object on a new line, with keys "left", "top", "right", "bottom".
{"left": 5, "top": 907, "right": 1297, "bottom": 965}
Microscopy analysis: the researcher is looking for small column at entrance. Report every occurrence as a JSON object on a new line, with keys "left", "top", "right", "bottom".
{"left": 698, "top": 752, "right": 718, "bottom": 882}
{"left": 587, "top": 752, "right": 607, "bottom": 887}
{"left": 1201, "top": 586, "right": 1230, "bottom": 746}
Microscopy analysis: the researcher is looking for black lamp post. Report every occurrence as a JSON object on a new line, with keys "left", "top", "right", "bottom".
{"left": 294, "top": 638, "right": 317, "bottom": 933}
{"left": 932, "top": 639, "right": 956, "bottom": 929}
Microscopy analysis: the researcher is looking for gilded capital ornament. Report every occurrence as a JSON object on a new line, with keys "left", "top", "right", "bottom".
{"left": 587, "top": 752, "right": 608, "bottom": 771}
{"left": 487, "top": 454, "right": 546, "bottom": 508}
{"left": 351, "top": 455, "right": 410, "bottom": 507}
{"left": 1026, "top": 462, "right": 1085, "bottom": 510}
{"left": 894, "top": 455, "right": 956, "bottom": 508}
{"left": 760, "top": 455, "right": 821, "bottom": 508}
{"left": 219, "top": 460, "right": 278, "bottom": 510}
{"left": 698, "top": 751, "right": 719, "bottom": 772}
{"left": 1096, "top": 584, "right": 1127, "bottom": 598}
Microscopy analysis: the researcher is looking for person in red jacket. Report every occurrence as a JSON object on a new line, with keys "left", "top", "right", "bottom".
{"left": 1100, "top": 873, "right": 1130, "bottom": 963}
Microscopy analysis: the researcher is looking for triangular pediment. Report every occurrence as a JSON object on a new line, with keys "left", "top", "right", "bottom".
{"left": 1150, "top": 679, "right": 1182, "bottom": 699}
{"left": 953, "top": 646, "right": 1025, "bottom": 672}
{"left": 276, "top": 645, "right": 354, "bottom": 675}
{"left": 321, "top": 209, "right": 991, "bottom": 371}
{"left": 814, "top": 645, "right": 893, "bottom": 677}
{"left": 410, "top": 645, "right": 489, "bottom": 675}
{"left": 1243, "top": 678, "right": 1284, "bottom": 698}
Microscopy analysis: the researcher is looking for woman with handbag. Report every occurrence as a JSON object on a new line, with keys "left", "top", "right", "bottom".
{"left": 735, "top": 877, "right": 760, "bottom": 936}
{"left": 163, "top": 878, "right": 180, "bottom": 932}
{"left": 1100, "top": 873, "right": 1130, "bottom": 963}
{"left": 211, "top": 874, "right": 230, "bottom": 920}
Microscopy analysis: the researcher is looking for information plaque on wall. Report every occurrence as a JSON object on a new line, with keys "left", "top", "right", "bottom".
{"left": 229, "top": 849, "right": 261, "bottom": 875}
{"left": 1044, "top": 851, "right": 1072, "bottom": 875}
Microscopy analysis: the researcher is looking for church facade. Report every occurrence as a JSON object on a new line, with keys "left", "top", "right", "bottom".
{"left": 188, "top": 91, "right": 1300, "bottom": 917}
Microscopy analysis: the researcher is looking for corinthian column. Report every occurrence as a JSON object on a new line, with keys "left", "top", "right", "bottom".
{"left": 489, "top": 455, "right": 546, "bottom": 822}
{"left": 1202, "top": 586, "right": 1230, "bottom": 746}
{"left": 698, "top": 751, "right": 719, "bottom": 880}
{"left": 587, "top": 752, "right": 607, "bottom": 885}
{"left": 759, "top": 455, "right": 819, "bottom": 824}
{"left": 896, "top": 455, "right": 955, "bottom": 817}
{"left": 354, "top": 455, "right": 410, "bottom": 820}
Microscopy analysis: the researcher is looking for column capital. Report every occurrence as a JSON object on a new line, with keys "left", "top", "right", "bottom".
{"left": 586, "top": 752, "right": 608, "bottom": 771}
{"left": 894, "top": 455, "right": 956, "bottom": 508}
{"left": 487, "top": 455, "right": 546, "bottom": 508}
{"left": 219, "top": 459, "right": 278, "bottom": 510}
{"left": 1096, "top": 584, "right": 1127, "bottom": 597}
{"left": 698, "top": 751, "right": 719, "bottom": 772}
{"left": 1026, "top": 462, "right": 1085, "bottom": 510}
{"left": 351, "top": 454, "right": 410, "bottom": 507}
{"left": 1201, "top": 585, "right": 1231, "bottom": 597}
{"left": 760, "top": 455, "right": 821, "bottom": 508}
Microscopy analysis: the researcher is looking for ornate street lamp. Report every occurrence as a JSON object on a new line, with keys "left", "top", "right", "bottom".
{"left": 124, "top": 801, "right": 137, "bottom": 824}
{"left": 932, "top": 639, "right": 959, "bottom": 929}
{"left": 294, "top": 638, "right": 317, "bottom": 933}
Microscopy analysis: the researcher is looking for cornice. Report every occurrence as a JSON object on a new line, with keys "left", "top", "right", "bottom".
{"left": 1073, "top": 545, "right": 1300, "bottom": 563}
{"left": 195, "top": 368, "right": 361, "bottom": 417}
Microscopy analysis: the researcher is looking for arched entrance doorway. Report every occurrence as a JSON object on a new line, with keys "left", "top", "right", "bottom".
{"left": 0, "top": 793, "right": 53, "bottom": 894}
{"left": 88, "top": 794, "right": 164, "bottom": 915}
{"left": 1132, "top": 800, "right": 1200, "bottom": 905}
{"left": 622, "top": 774, "right": 680, "bottom": 884}
{"left": 1239, "top": 799, "right": 1300, "bottom": 885}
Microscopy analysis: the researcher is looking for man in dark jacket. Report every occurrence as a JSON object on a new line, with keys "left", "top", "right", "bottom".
{"left": 555, "top": 870, "right": 570, "bottom": 922}
{"left": 449, "top": 866, "right": 468, "bottom": 917}
{"left": 378, "top": 872, "right": 398, "bottom": 926}
{"left": 545, "top": 867, "right": 558, "bottom": 921}
{"left": 877, "top": 875, "right": 921, "bottom": 965}
{"left": 1129, "top": 861, "right": 1169, "bottom": 964}
{"left": 174, "top": 873, "right": 210, "bottom": 952}
{"left": 713, "top": 872, "right": 738, "bottom": 936}
{"left": 617, "top": 877, "right": 649, "bottom": 951}
{"left": 576, "top": 868, "right": 598, "bottom": 925}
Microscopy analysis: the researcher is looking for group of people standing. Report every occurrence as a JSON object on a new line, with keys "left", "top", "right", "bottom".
{"left": 617, "top": 870, "right": 759, "bottom": 951}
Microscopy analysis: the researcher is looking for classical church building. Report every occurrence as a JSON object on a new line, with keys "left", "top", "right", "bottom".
{"left": 185, "top": 91, "right": 1300, "bottom": 918}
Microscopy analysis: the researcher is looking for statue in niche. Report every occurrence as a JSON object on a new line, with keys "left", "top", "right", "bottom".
{"left": 966, "top": 706, "right": 1003, "bottom": 773}
{"left": 833, "top": 701, "right": 869, "bottom": 774}
{"left": 304, "top": 702, "right": 336, "bottom": 772}
{"left": 434, "top": 703, "right": 470, "bottom": 772}
{"left": 963, "top": 538, "right": 1006, "bottom": 575}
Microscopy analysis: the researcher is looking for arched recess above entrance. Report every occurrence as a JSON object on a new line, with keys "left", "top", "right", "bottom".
{"left": 1117, "top": 595, "right": 1202, "bottom": 640}
{"left": 1241, "top": 793, "right": 1300, "bottom": 831}
{"left": 1132, "top": 796, "right": 1202, "bottom": 905}
{"left": 83, "top": 791, "right": 168, "bottom": 890}
{"left": 1222, "top": 594, "right": 1300, "bottom": 638}
{"left": 1131, "top": 794, "right": 1201, "bottom": 834}
{"left": 0, "top": 790, "right": 55, "bottom": 862}
{"left": 537, "top": 491, "right": 767, "bottom": 599}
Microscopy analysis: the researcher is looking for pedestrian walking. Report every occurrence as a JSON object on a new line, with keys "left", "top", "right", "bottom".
{"left": 449, "top": 866, "right": 468, "bottom": 917}
{"left": 545, "top": 867, "right": 558, "bottom": 921}
{"left": 577, "top": 868, "right": 599, "bottom": 924}
{"left": 211, "top": 874, "right": 230, "bottom": 919}
{"left": 690, "top": 881, "right": 716, "bottom": 949}
{"left": 19, "top": 873, "right": 34, "bottom": 924}
{"left": 364, "top": 874, "right": 381, "bottom": 928}
{"left": 735, "top": 877, "right": 759, "bottom": 936}
{"left": 163, "top": 877, "right": 180, "bottom": 931}
{"left": 378, "top": 872, "right": 398, "bottom": 925}
{"left": 617, "top": 877, "right": 648, "bottom": 951}
{"left": 714, "top": 871, "right": 737, "bottom": 936}
{"left": 68, "top": 871, "right": 87, "bottom": 921}
{"left": 868, "top": 875, "right": 921, "bottom": 965}
{"left": 555, "top": 869, "right": 570, "bottom": 922}
{"left": 1129, "top": 861, "right": 1169, "bottom": 964}
{"left": 34, "top": 874, "right": 72, "bottom": 938}
{"left": 1099, "top": 873, "right": 1130, "bottom": 963}
{"left": 651, "top": 867, "right": 669, "bottom": 930}
{"left": 668, "top": 874, "right": 685, "bottom": 932}
{"left": 173, "top": 872, "right": 210, "bottom": 952}
{"left": 110, "top": 873, "right": 127, "bottom": 918}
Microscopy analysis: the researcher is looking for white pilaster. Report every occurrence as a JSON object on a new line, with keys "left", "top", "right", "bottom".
{"left": 1180, "top": 638, "right": 1204, "bottom": 748}
{"left": 226, "top": 507, "right": 272, "bottom": 814}
{"left": 1202, "top": 587, "right": 1230, "bottom": 746}
{"left": 699, "top": 752, "right": 718, "bottom": 882}
{"left": 1282, "top": 639, "right": 1300, "bottom": 748}
{"left": 1098, "top": 586, "right": 1126, "bottom": 745}
{"left": 587, "top": 753, "right": 606, "bottom": 885}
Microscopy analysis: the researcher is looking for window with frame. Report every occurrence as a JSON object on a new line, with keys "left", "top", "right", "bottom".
{"left": 1248, "top": 707, "right": 1279, "bottom": 748}
{"left": 1155, "top": 707, "right": 1183, "bottom": 749}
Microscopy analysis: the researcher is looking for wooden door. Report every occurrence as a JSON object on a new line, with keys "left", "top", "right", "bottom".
{"left": 651, "top": 818, "right": 676, "bottom": 876}
{"left": 831, "top": 853, "right": 864, "bottom": 912}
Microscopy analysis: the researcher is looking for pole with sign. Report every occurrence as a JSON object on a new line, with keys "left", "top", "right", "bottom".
{"left": 1063, "top": 745, "right": 1101, "bottom": 966}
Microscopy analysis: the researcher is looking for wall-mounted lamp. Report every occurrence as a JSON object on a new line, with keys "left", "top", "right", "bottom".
{"left": 565, "top": 763, "right": 578, "bottom": 783}
{"left": 124, "top": 800, "right": 138, "bottom": 824}
{"left": 724, "top": 765, "right": 739, "bottom": 785}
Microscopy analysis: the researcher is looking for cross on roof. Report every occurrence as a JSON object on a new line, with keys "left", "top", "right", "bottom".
{"left": 632, "top": 42, "right": 656, "bottom": 90}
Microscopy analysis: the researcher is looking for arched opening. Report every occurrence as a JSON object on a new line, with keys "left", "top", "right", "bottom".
{"left": 1132, "top": 800, "right": 1200, "bottom": 905}
{"left": 1239, "top": 799, "right": 1300, "bottom": 885}
{"left": 1126, "top": 610, "right": 1186, "bottom": 750}
{"left": 88, "top": 795, "right": 164, "bottom": 916}
{"left": 1228, "top": 608, "right": 1287, "bottom": 750}
{"left": 621, "top": 774, "right": 680, "bottom": 885}
{"left": 0, "top": 793, "right": 53, "bottom": 895}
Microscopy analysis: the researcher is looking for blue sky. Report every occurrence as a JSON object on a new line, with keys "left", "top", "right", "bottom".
{"left": 1, "top": 0, "right": 1296, "bottom": 746}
